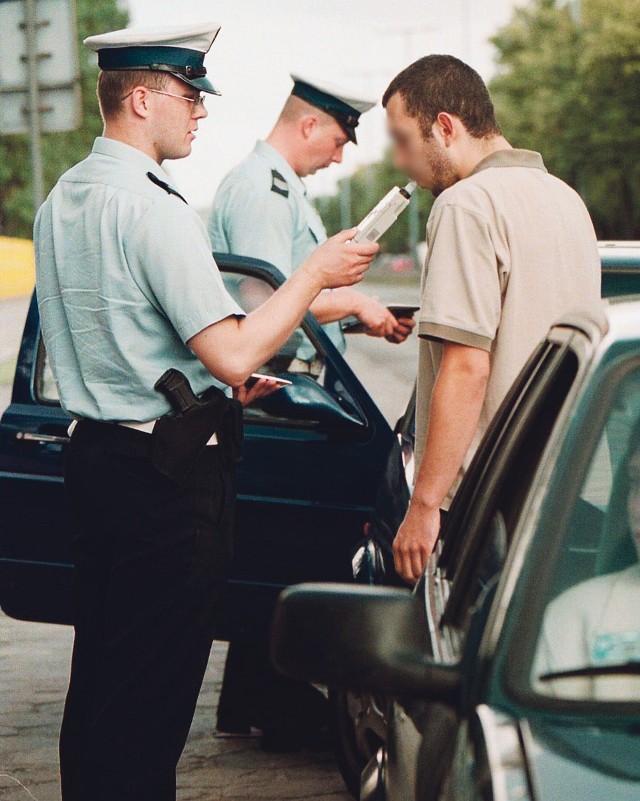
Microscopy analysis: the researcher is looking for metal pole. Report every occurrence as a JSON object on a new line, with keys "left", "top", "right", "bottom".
{"left": 24, "top": 0, "right": 44, "bottom": 213}
{"left": 569, "top": 0, "right": 582, "bottom": 24}
{"left": 340, "top": 175, "right": 351, "bottom": 230}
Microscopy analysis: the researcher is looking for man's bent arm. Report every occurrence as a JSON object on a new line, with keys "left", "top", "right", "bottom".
{"left": 189, "top": 231, "right": 377, "bottom": 386}
{"left": 309, "top": 288, "right": 367, "bottom": 324}
{"left": 393, "top": 341, "right": 490, "bottom": 583}
{"left": 310, "top": 288, "right": 416, "bottom": 341}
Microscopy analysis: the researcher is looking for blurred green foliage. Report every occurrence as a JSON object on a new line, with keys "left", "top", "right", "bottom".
{"left": 317, "top": 0, "right": 640, "bottom": 245}
{"left": 490, "top": 0, "right": 640, "bottom": 239}
{"left": 2, "top": 0, "right": 638, "bottom": 242}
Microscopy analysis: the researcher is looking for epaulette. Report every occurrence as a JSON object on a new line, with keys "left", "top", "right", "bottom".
{"left": 147, "top": 172, "right": 188, "bottom": 204}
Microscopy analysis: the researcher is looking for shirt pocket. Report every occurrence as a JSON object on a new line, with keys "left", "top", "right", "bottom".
{"left": 304, "top": 203, "right": 327, "bottom": 245}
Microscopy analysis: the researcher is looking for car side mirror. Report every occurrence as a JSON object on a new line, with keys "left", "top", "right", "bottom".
{"left": 257, "top": 374, "right": 366, "bottom": 431}
{"left": 271, "top": 583, "right": 461, "bottom": 702}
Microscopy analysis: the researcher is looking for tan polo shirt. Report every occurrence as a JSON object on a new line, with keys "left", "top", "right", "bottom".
{"left": 415, "top": 149, "right": 601, "bottom": 508}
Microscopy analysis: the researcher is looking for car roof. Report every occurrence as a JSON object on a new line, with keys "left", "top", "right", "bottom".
{"left": 602, "top": 295, "right": 640, "bottom": 343}
{"left": 599, "top": 240, "right": 640, "bottom": 269}
{"left": 551, "top": 296, "right": 640, "bottom": 349}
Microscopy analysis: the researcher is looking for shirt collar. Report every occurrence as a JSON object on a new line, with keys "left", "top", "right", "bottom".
{"left": 92, "top": 136, "right": 173, "bottom": 184}
{"left": 254, "top": 140, "right": 308, "bottom": 196}
{"left": 470, "top": 148, "right": 547, "bottom": 176}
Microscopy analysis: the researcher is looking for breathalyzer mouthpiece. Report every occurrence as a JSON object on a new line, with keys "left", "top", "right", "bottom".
{"left": 400, "top": 181, "right": 417, "bottom": 199}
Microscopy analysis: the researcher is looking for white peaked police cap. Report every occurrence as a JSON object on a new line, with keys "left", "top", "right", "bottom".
{"left": 84, "top": 22, "right": 222, "bottom": 95}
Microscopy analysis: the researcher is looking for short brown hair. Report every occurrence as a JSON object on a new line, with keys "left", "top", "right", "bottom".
{"left": 382, "top": 55, "right": 501, "bottom": 139}
{"left": 97, "top": 70, "right": 169, "bottom": 120}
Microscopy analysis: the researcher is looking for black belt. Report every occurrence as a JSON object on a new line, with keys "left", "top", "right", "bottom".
{"left": 72, "top": 409, "right": 242, "bottom": 481}
{"left": 72, "top": 419, "right": 160, "bottom": 459}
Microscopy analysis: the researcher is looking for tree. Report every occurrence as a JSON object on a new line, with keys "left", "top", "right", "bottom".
{"left": 490, "top": 0, "right": 640, "bottom": 238}
{"left": 0, "top": 0, "right": 128, "bottom": 237}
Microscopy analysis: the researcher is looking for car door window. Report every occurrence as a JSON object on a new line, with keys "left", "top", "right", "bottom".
{"left": 220, "top": 270, "right": 324, "bottom": 380}
{"left": 35, "top": 336, "right": 60, "bottom": 405}
{"left": 532, "top": 365, "right": 640, "bottom": 701}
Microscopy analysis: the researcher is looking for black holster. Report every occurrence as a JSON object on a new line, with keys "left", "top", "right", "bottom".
{"left": 151, "top": 370, "right": 243, "bottom": 483}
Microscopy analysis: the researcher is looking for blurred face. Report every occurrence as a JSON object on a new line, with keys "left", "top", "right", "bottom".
{"left": 627, "top": 448, "right": 640, "bottom": 557}
{"left": 301, "top": 117, "right": 349, "bottom": 176}
{"left": 385, "top": 92, "right": 458, "bottom": 196}
{"left": 147, "top": 76, "right": 208, "bottom": 161}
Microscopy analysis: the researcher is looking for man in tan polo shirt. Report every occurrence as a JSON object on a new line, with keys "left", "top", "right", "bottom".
{"left": 383, "top": 55, "right": 601, "bottom": 583}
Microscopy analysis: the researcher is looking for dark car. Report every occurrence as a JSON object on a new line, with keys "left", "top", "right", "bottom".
{"left": 0, "top": 254, "right": 395, "bottom": 637}
{"left": 273, "top": 288, "right": 640, "bottom": 801}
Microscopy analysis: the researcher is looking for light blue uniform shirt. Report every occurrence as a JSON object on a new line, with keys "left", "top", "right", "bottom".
{"left": 34, "top": 136, "right": 244, "bottom": 422}
{"left": 208, "top": 140, "right": 345, "bottom": 359}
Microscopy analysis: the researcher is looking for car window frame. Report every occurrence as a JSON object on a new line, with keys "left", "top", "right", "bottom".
{"left": 439, "top": 336, "right": 572, "bottom": 580}
{"left": 440, "top": 329, "right": 581, "bottom": 632}
{"left": 503, "top": 349, "right": 640, "bottom": 715}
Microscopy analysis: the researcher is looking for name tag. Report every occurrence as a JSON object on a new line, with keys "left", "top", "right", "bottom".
{"left": 591, "top": 631, "right": 640, "bottom": 665}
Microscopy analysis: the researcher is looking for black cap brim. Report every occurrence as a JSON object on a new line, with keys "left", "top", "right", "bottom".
{"left": 173, "top": 72, "right": 220, "bottom": 96}
{"left": 343, "top": 124, "right": 357, "bottom": 145}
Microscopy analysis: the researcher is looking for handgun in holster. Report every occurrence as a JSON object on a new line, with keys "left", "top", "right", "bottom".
{"left": 151, "top": 368, "right": 243, "bottom": 483}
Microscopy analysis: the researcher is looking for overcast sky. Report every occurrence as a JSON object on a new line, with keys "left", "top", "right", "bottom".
{"left": 126, "top": 0, "right": 524, "bottom": 210}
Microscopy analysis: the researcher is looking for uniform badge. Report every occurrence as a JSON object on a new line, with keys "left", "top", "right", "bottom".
{"left": 270, "top": 169, "right": 289, "bottom": 198}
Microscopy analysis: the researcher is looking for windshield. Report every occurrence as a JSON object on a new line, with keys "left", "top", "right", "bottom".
{"left": 532, "top": 367, "right": 640, "bottom": 701}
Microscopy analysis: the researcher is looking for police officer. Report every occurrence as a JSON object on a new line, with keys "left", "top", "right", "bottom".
{"left": 208, "top": 76, "right": 415, "bottom": 750}
{"left": 209, "top": 73, "right": 416, "bottom": 366}
{"left": 34, "top": 23, "right": 378, "bottom": 801}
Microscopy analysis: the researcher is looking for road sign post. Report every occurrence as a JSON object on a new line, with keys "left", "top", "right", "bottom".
{"left": 0, "top": 0, "right": 81, "bottom": 213}
{"left": 24, "top": 0, "right": 44, "bottom": 209}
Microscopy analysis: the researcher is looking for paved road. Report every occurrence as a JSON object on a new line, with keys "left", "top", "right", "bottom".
{"left": 0, "top": 617, "right": 350, "bottom": 801}
{"left": 0, "top": 279, "right": 419, "bottom": 801}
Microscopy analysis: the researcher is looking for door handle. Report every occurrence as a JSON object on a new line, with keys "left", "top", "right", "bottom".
{"left": 15, "top": 431, "right": 70, "bottom": 445}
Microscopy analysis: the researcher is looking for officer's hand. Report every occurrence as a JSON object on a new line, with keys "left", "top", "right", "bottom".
{"left": 385, "top": 317, "right": 416, "bottom": 344}
{"left": 355, "top": 295, "right": 398, "bottom": 338}
{"left": 233, "top": 377, "right": 282, "bottom": 407}
{"left": 303, "top": 228, "right": 379, "bottom": 289}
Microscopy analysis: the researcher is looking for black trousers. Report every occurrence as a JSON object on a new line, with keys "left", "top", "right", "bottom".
{"left": 218, "top": 613, "right": 328, "bottom": 736}
{"left": 60, "top": 420, "right": 235, "bottom": 801}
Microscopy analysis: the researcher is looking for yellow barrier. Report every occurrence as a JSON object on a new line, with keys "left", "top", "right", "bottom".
{"left": 0, "top": 236, "right": 35, "bottom": 300}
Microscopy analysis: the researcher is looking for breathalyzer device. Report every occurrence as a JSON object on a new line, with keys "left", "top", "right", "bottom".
{"left": 352, "top": 181, "right": 417, "bottom": 243}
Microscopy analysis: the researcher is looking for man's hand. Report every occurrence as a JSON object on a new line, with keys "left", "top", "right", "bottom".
{"left": 308, "top": 288, "right": 416, "bottom": 344}
{"left": 354, "top": 294, "right": 398, "bottom": 337}
{"left": 233, "top": 377, "right": 282, "bottom": 407}
{"left": 352, "top": 295, "right": 418, "bottom": 341}
{"left": 393, "top": 501, "right": 442, "bottom": 584}
{"left": 385, "top": 317, "right": 416, "bottom": 344}
{"left": 301, "top": 228, "right": 379, "bottom": 291}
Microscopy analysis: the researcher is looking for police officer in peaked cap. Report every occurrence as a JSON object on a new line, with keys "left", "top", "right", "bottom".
{"left": 209, "top": 72, "right": 416, "bottom": 751}
{"left": 210, "top": 73, "right": 416, "bottom": 364}
{"left": 34, "top": 22, "right": 379, "bottom": 801}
